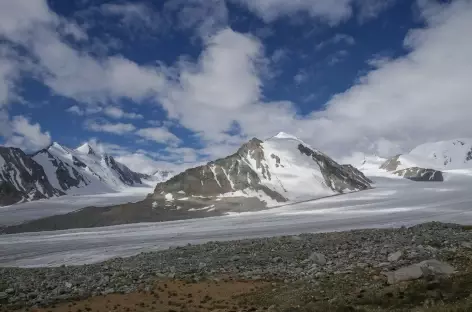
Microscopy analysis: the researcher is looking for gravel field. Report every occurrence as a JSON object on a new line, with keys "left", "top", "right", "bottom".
{"left": 2, "top": 222, "right": 472, "bottom": 311}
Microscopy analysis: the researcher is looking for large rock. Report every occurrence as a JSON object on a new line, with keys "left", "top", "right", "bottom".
{"left": 385, "top": 259, "right": 455, "bottom": 284}
{"left": 387, "top": 250, "right": 403, "bottom": 262}
{"left": 309, "top": 252, "right": 327, "bottom": 265}
{"left": 393, "top": 167, "right": 444, "bottom": 182}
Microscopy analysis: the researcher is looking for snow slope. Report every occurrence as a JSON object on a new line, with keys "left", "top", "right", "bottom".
{"left": 382, "top": 139, "right": 472, "bottom": 171}
{"left": 254, "top": 133, "right": 337, "bottom": 200}
{"left": 2, "top": 172, "right": 472, "bottom": 267}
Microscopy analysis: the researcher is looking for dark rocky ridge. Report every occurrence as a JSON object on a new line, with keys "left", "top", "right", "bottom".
{"left": 153, "top": 138, "right": 287, "bottom": 202}
{"left": 393, "top": 167, "right": 444, "bottom": 182}
{"left": 297, "top": 144, "right": 372, "bottom": 193}
{"left": 32, "top": 148, "right": 89, "bottom": 190}
{"left": 103, "top": 154, "right": 143, "bottom": 185}
{"left": 0, "top": 147, "right": 63, "bottom": 206}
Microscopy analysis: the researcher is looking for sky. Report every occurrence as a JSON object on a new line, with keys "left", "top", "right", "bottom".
{"left": 0, "top": 0, "right": 471, "bottom": 174}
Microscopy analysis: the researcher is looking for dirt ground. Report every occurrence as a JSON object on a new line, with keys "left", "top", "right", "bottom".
{"left": 12, "top": 279, "right": 269, "bottom": 312}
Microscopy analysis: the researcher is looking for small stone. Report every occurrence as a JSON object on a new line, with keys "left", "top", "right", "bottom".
{"left": 309, "top": 252, "right": 327, "bottom": 265}
{"left": 388, "top": 250, "right": 403, "bottom": 262}
{"left": 315, "top": 272, "right": 325, "bottom": 278}
{"left": 230, "top": 255, "right": 241, "bottom": 262}
{"left": 0, "top": 292, "right": 7, "bottom": 300}
{"left": 272, "top": 257, "right": 283, "bottom": 263}
{"left": 64, "top": 282, "right": 72, "bottom": 289}
{"left": 5, "top": 288, "right": 14, "bottom": 294}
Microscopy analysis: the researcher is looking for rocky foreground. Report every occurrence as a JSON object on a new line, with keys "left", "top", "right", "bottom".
{"left": 2, "top": 222, "right": 472, "bottom": 311}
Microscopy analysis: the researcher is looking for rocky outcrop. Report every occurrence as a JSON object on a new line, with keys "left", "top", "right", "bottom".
{"left": 393, "top": 167, "right": 444, "bottom": 182}
{"left": 380, "top": 154, "right": 402, "bottom": 171}
{"left": 153, "top": 138, "right": 286, "bottom": 202}
{"left": 296, "top": 145, "right": 372, "bottom": 193}
{"left": 103, "top": 154, "right": 143, "bottom": 185}
{"left": 32, "top": 147, "right": 89, "bottom": 191}
{"left": 0, "top": 147, "right": 63, "bottom": 206}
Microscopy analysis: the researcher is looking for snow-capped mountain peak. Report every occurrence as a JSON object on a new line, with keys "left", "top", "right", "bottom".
{"left": 76, "top": 143, "right": 98, "bottom": 156}
{"left": 32, "top": 142, "right": 147, "bottom": 196}
{"left": 381, "top": 138, "right": 472, "bottom": 172}
{"left": 153, "top": 134, "right": 372, "bottom": 206}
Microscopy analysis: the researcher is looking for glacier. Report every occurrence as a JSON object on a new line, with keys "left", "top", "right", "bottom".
{"left": 1, "top": 169, "right": 472, "bottom": 267}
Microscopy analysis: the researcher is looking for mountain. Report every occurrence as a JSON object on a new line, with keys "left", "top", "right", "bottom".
{"left": 32, "top": 142, "right": 146, "bottom": 195}
{"left": 152, "top": 132, "right": 372, "bottom": 205}
{"left": 152, "top": 169, "right": 174, "bottom": 182}
{"left": 381, "top": 139, "right": 472, "bottom": 172}
{"left": 3, "top": 133, "right": 374, "bottom": 233}
{"left": 0, "top": 142, "right": 153, "bottom": 206}
{"left": 0, "top": 147, "right": 63, "bottom": 206}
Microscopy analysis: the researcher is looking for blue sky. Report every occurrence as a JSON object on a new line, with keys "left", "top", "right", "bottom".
{"left": 1, "top": 0, "right": 471, "bottom": 173}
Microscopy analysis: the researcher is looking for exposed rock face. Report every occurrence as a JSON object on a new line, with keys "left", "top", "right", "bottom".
{"left": 153, "top": 138, "right": 286, "bottom": 202}
{"left": 33, "top": 142, "right": 146, "bottom": 194}
{"left": 152, "top": 169, "right": 174, "bottom": 182}
{"left": 393, "top": 167, "right": 444, "bottom": 182}
{"left": 153, "top": 134, "right": 372, "bottom": 202}
{"left": 103, "top": 154, "right": 143, "bottom": 185}
{"left": 0, "top": 147, "right": 63, "bottom": 206}
{"left": 32, "top": 147, "right": 89, "bottom": 191}
{"left": 380, "top": 154, "right": 402, "bottom": 171}
{"left": 296, "top": 145, "right": 372, "bottom": 193}
{"left": 0, "top": 142, "right": 151, "bottom": 206}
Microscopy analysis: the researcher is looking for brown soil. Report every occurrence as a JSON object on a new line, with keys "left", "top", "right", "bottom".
{"left": 12, "top": 279, "right": 269, "bottom": 312}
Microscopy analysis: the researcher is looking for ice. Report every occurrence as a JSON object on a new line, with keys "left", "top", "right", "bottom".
{"left": 165, "top": 193, "right": 174, "bottom": 201}
{"left": 3, "top": 173, "right": 472, "bottom": 267}
{"left": 0, "top": 186, "right": 153, "bottom": 226}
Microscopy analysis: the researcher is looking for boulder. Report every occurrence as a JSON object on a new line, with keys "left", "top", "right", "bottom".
{"left": 388, "top": 250, "right": 403, "bottom": 262}
{"left": 385, "top": 259, "right": 455, "bottom": 284}
{"left": 309, "top": 252, "right": 327, "bottom": 265}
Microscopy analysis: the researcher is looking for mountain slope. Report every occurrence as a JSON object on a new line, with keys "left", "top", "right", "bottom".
{"left": 32, "top": 143, "right": 145, "bottom": 195}
{"left": 0, "top": 147, "right": 63, "bottom": 206}
{"left": 381, "top": 139, "right": 472, "bottom": 172}
{"left": 153, "top": 132, "right": 372, "bottom": 204}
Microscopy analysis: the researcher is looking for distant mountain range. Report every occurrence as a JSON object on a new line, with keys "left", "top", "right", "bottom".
{"left": 0, "top": 142, "right": 164, "bottom": 206}
{"left": 2, "top": 133, "right": 374, "bottom": 233}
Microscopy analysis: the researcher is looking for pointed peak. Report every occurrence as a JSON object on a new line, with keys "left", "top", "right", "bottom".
{"left": 273, "top": 132, "right": 300, "bottom": 140}
{"left": 76, "top": 143, "right": 97, "bottom": 156}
